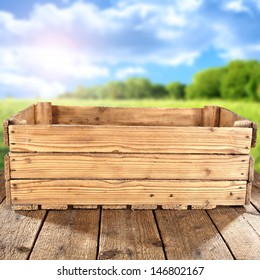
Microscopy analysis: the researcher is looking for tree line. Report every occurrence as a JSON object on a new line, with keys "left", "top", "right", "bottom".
{"left": 59, "top": 60, "right": 260, "bottom": 100}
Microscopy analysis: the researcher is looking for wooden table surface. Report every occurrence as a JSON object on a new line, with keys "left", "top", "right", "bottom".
{"left": 1, "top": 171, "right": 260, "bottom": 260}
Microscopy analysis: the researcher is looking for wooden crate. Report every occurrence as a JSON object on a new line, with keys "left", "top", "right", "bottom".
{"left": 3, "top": 103, "right": 257, "bottom": 210}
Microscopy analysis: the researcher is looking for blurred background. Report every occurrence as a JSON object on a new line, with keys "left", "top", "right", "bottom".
{"left": 0, "top": 0, "right": 260, "bottom": 171}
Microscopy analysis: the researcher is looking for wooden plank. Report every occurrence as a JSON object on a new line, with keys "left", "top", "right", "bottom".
{"left": 29, "top": 209, "right": 100, "bottom": 260}
{"left": 3, "top": 119, "right": 9, "bottom": 146}
{"left": 4, "top": 153, "right": 10, "bottom": 181}
{"left": 155, "top": 210, "right": 233, "bottom": 259}
{"left": 9, "top": 125, "right": 252, "bottom": 154}
{"left": 208, "top": 206, "right": 260, "bottom": 259}
{"left": 4, "top": 154, "right": 11, "bottom": 205}
{"left": 9, "top": 104, "right": 35, "bottom": 125}
{"left": 254, "top": 172, "right": 260, "bottom": 188}
{"left": 203, "top": 106, "right": 220, "bottom": 127}
{"left": 162, "top": 204, "right": 188, "bottom": 210}
{"left": 131, "top": 205, "right": 157, "bottom": 210}
{"left": 35, "top": 102, "right": 52, "bottom": 124}
{"left": 73, "top": 205, "right": 98, "bottom": 209}
{"left": 40, "top": 205, "right": 68, "bottom": 210}
{"left": 0, "top": 172, "right": 5, "bottom": 204}
{"left": 52, "top": 105, "right": 202, "bottom": 127}
{"left": 219, "top": 107, "right": 244, "bottom": 127}
{"left": 0, "top": 200, "right": 46, "bottom": 260}
{"left": 251, "top": 185, "right": 260, "bottom": 211}
{"left": 98, "top": 210, "right": 165, "bottom": 260}
{"left": 12, "top": 205, "right": 39, "bottom": 210}
{"left": 9, "top": 153, "right": 250, "bottom": 180}
{"left": 10, "top": 180, "right": 247, "bottom": 206}
{"left": 102, "top": 205, "right": 127, "bottom": 209}
{"left": 234, "top": 120, "right": 258, "bottom": 148}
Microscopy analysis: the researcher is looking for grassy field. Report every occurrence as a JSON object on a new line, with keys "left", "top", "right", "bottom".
{"left": 1, "top": 98, "right": 260, "bottom": 172}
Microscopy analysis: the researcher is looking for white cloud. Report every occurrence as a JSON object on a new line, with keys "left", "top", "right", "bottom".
{"left": 223, "top": 0, "right": 251, "bottom": 13}
{"left": 116, "top": 67, "right": 146, "bottom": 78}
{"left": 0, "top": 73, "right": 65, "bottom": 98}
{"left": 0, "top": 0, "right": 260, "bottom": 97}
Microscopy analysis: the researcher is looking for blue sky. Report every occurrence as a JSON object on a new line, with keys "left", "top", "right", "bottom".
{"left": 0, "top": 0, "right": 260, "bottom": 98}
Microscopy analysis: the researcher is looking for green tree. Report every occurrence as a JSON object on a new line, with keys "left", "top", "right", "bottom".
{"left": 245, "top": 61, "right": 260, "bottom": 100}
{"left": 220, "top": 60, "right": 251, "bottom": 99}
{"left": 150, "top": 84, "right": 168, "bottom": 99}
{"left": 124, "top": 77, "right": 152, "bottom": 99}
{"left": 166, "top": 82, "right": 186, "bottom": 99}
{"left": 186, "top": 67, "right": 226, "bottom": 99}
{"left": 101, "top": 81, "right": 126, "bottom": 99}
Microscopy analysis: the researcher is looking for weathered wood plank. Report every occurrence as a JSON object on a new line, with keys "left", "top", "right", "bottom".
{"left": 9, "top": 125, "right": 252, "bottom": 154}
{"left": 52, "top": 105, "right": 202, "bottom": 126}
{"left": 254, "top": 172, "right": 260, "bottom": 188}
{"left": 219, "top": 107, "right": 244, "bottom": 127}
{"left": 155, "top": 210, "right": 233, "bottom": 259}
{"left": 4, "top": 154, "right": 11, "bottom": 205}
{"left": 12, "top": 205, "right": 39, "bottom": 210}
{"left": 4, "top": 153, "right": 10, "bottom": 181}
{"left": 98, "top": 210, "right": 165, "bottom": 260}
{"left": 10, "top": 180, "right": 247, "bottom": 206}
{"left": 207, "top": 206, "right": 260, "bottom": 259}
{"left": 0, "top": 172, "right": 5, "bottom": 204}
{"left": 251, "top": 185, "right": 260, "bottom": 211}
{"left": 234, "top": 120, "right": 258, "bottom": 148}
{"left": 35, "top": 102, "right": 52, "bottom": 125}
{"left": 40, "top": 205, "right": 68, "bottom": 210}
{"left": 0, "top": 200, "right": 46, "bottom": 260}
{"left": 9, "top": 153, "right": 250, "bottom": 180}
{"left": 3, "top": 119, "right": 9, "bottom": 146}
{"left": 203, "top": 106, "right": 220, "bottom": 127}
{"left": 29, "top": 209, "right": 100, "bottom": 260}
{"left": 9, "top": 104, "right": 35, "bottom": 125}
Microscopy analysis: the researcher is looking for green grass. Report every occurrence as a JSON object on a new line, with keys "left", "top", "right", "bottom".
{"left": 1, "top": 98, "right": 260, "bottom": 172}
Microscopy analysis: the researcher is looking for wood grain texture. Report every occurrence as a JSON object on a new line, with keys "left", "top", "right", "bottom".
{"left": 234, "top": 120, "right": 258, "bottom": 148}
{"left": 98, "top": 210, "right": 165, "bottom": 260}
{"left": 29, "top": 209, "right": 100, "bottom": 260}
{"left": 254, "top": 172, "right": 260, "bottom": 188}
{"left": 10, "top": 180, "right": 247, "bottom": 206}
{"left": 0, "top": 201, "right": 46, "bottom": 260}
{"left": 40, "top": 205, "right": 68, "bottom": 210}
{"left": 9, "top": 104, "right": 35, "bottom": 125}
{"left": 4, "top": 154, "right": 11, "bottom": 205}
{"left": 9, "top": 153, "right": 250, "bottom": 180}
{"left": 207, "top": 206, "right": 260, "bottom": 259}
{"left": 12, "top": 205, "right": 39, "bottom": 210}
{"left": 0, "top": 172, "right": 5, "bottom": 204}
{"left": 35, "top": 102, "right": 52, "bottom": 125}
{"left": 9, "top": 125, "right": 252, "bottom": 154}
{"left": 219, "top": 107, "right": 245, "bottom": 127}
{"left": 4, "top": 153, "right": 10, "bottom": 181}
{"left": 3, "top": 119, "right": 9, "bottom": 146}
{"left": 52, "top": 105, "right": 202, "bottom": 126}
{"left": 102, "top": 205, "right": 127, "bottom": 209}
{"left": 73, "top": 205, "right": 98, "bottom": 209}
{"left": 155, "top": 210, "right": 233, "bottom": 259}
{"left": 251, "top": 185, "right": 260, "bottom": 211}
{"left": 203, "top": 106, "right": 220, "bottom": 127}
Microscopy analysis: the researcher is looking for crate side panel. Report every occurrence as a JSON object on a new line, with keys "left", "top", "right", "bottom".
{"left": 9, "top": 153, "right": 250, "bottom": 180}
{"left": 9, "top": 104, "right": 35, "bottom": 125}
{"left": 219, "top": 108, "right": 245, "bottom": 127}
{"left": 52, "top": 106, "right": 202, "bottom": 126}
{"left": 10, "top": 179, "right": 247, "bottom": 206}
{"left": 9, "top": 125, "right": 252, "bottom": 154}
{"left": 3, "top": 119, "right": 9, "bottom": 146}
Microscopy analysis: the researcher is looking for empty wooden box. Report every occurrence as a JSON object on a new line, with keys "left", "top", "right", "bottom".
{"left": 3, "top": 103, "right": 257, "bottom": 210}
